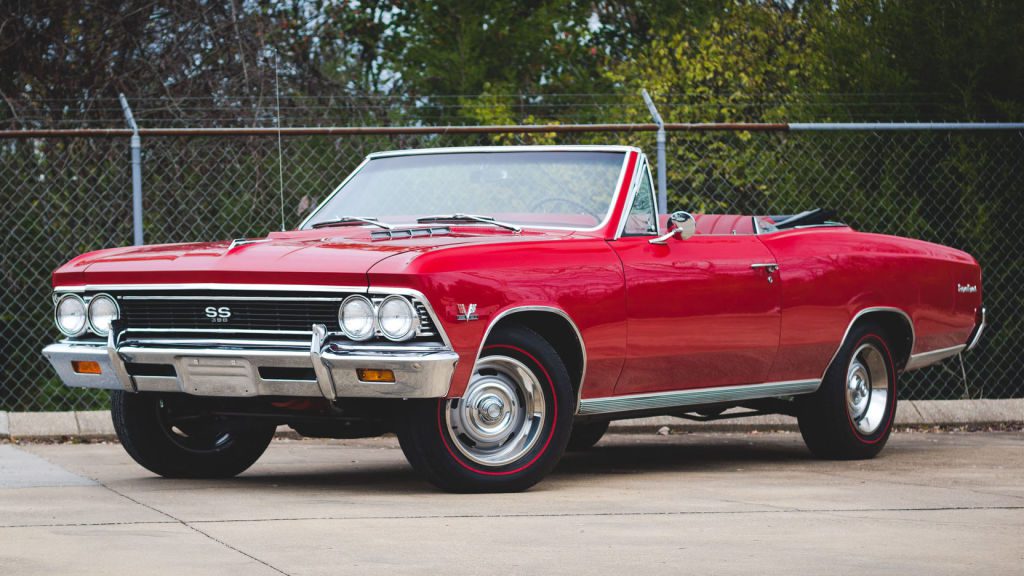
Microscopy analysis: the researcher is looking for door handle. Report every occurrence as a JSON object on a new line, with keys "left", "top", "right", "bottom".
{"left": 750, "top": 263, "right": 779, "bottom": 283}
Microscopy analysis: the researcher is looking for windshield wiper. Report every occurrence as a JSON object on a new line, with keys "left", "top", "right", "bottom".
{"left": 416, "top": 213, "right": 521, "bottom": 233}
{"left": 311, "top": 216, "right": 392, "bottom": 230}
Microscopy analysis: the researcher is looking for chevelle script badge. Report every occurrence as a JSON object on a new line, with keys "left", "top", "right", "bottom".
{"left": 957, "top": 284, "right": 978, "bottom": 293}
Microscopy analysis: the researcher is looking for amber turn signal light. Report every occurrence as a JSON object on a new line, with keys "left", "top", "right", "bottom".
{"left": 356, "top": 368, "right": 395, "bottom": 383}
{"left": 72, "top": 360, "right": 102, "bottom": 375}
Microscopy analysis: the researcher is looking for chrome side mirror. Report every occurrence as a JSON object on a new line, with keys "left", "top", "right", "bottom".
{"left": 650, "top": 211, "right": 696, "bottom": 244}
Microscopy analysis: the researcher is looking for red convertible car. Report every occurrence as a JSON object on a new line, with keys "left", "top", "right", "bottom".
{"left": 42, "top": 146, "right": 984, "bottom": 492}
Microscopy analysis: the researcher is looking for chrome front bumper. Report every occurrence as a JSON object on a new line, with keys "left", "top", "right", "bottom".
{"left": 41, "top": 325, "right": 459, "bottom": 400}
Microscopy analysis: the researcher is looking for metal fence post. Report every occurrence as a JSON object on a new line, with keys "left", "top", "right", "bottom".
{"left": 118, "top": 94, "right": 144, "bottom": 245}
{"left": 641, "top": 89, "right": 668, "bottom": 214}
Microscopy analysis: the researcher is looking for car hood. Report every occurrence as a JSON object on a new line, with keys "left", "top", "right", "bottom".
{"left": 52, "top": 226, "right": 576, "bottom": 288}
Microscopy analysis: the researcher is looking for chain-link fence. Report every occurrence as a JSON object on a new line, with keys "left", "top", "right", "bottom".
{"left": 1, "top": 124, "right": 1020, "bottom": 411}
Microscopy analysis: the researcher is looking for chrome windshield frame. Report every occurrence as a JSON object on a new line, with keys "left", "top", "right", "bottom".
{"left": 297, "top": 145, "right": 640, "bottom": 234}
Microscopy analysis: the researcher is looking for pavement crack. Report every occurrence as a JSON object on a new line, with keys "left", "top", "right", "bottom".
{"left": 185, "top": 522, "right": 292, "bottom": 576}
{"left": 3, "top": 504, "right": 1022, "bottom": 530}
{"left": 96, "top": 482, "right": 291, "bottom": 576}
{"left": 179, "top": 504, "right": 1024, "bottom": 524}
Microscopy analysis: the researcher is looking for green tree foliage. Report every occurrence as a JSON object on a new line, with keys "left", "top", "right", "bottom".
{"left": 3, "top": 1, "right": 1021, "bottom": 125}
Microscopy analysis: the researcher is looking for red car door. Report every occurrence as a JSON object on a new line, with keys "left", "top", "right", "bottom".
{"left": 610, "top": 230, "right": 782, "bottom": 395}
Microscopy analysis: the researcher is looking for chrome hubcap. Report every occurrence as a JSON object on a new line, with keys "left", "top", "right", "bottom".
{"left": 446, "top": 355, "right": 546, "bottom": 467}
{"left": 846, "top": 343, "right": 890, "bottom": 435}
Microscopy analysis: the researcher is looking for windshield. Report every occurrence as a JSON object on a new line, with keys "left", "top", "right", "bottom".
{"left": 302, "top": 150, "right": 628, "bottom": 230}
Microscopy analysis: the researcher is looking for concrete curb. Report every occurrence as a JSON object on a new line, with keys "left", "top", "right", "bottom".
{"left": 1, "top": 399, "right": 1021, "bottom": 440}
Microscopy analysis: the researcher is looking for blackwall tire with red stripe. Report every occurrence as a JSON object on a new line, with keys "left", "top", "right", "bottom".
{"left": 797, "top": 322, "right": 898, "bottom": 460}
{"left": 397, "top": 323, "right": 574, "bottom": 493}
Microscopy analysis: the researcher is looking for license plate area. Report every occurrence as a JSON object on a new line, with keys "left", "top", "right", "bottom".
{"left": 178, "top": 356, "right": 257, "bottom": 396}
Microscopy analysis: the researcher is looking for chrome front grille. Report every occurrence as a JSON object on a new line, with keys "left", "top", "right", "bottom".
{"left": 119, "top": 295, "right": 341, "bottom": 333}
{"left": 110, "top": 290, "right": 440, "bottom": 342}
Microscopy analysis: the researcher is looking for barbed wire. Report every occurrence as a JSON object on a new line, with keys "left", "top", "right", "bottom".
{"left": 0, "top": 93, "right": 977, "bottom": 130}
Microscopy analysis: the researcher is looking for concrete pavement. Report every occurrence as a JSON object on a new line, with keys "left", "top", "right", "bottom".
{"left": 1, "top": 430, "right": 1022, "bottom": 575}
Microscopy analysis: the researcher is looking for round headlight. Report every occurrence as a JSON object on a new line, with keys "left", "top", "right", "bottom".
{"left": 339, "top": 295, "right": 375, "bottom": 341}
{"left": 55, "top": 294, "right": 87, "bottom": 336}
{"left": 377, "top": 295, "right": 417, "bottom": 341}
{"left": 87, "top": 294, "right": 119, "bottom": 336}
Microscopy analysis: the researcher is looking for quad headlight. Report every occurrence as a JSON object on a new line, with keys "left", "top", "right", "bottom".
{"left": 339, "top": 295, "right": 376, "bottom": 341}
{"left": 337, "top": 294, "right": 419, "bottom": 342}
{"left": 377, "top": 295, "right": 417, "bottom": 341}
{"left": 55, "top": 294, "right": 88, "bottom": 336}
{"left": 86, "top": 293, "right": 119, "bottom": 336}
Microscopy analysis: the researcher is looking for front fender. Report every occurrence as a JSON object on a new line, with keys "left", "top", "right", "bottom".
{"left": 366, "top": 237, "right": 627, "bottom": 398}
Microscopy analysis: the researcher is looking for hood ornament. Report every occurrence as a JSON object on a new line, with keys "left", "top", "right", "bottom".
{"left": 227, "top": 238, "right": 270, "bottom": 251}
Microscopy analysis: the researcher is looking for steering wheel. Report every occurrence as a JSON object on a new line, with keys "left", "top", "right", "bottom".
{"left": 530, "top": 197, "right": 602, "bottom": 221}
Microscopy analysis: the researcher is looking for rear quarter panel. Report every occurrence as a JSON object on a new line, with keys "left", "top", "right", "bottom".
{"left": 760, "top": 228, "right": 981, "bottom": 382}
{"left": 367, "top": 236, "right": 627, "bottom": 398}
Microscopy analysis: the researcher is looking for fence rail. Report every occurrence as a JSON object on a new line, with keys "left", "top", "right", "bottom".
{"left": 1, "top": 122, "right": 1021, "bottom": 411}
{"left": 3, "top": 122, "right": 1023, "bottom": 139}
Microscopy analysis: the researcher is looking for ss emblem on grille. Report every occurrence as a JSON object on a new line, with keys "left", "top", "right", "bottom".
{"left": 204, "top": 306, "right": 232, "bottom": 323}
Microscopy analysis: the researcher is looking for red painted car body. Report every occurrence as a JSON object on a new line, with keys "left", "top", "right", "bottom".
{"left": 50, "top": 148, "right": 982, "bottom": 401}
{"left": 42, "top": 145, "right": 985, "bottom": 489}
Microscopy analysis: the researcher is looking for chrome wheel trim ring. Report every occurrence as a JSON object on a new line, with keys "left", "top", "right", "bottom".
{"left": 446, "top": 355, "right": 547, "bottom": 467}
{"left": 846, "top": 342, "right": 890, "bottom": 435}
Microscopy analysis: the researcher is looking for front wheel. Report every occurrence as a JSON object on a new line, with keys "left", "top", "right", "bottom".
{"left": 397, "top": 324, "right": 574, "bottom": 492}
{"left": 798, "top": 323, "right": 898, "bottom": 460}
{"left": 111, "top": 391, "right": 276, "bottom": 478}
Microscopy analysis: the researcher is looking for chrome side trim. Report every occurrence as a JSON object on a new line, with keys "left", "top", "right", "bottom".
{"left": 905, "top": 344, "right": 967, "bottom": 371}
{"left": 822, "top": 306, "right": 915, "bottom": 378}
{"left": 965, "top": 307, "right": 986, "bottom": 351}
{"left": 578, "top": 379, "right": 820, "bottom": 416}
{"left": 472, "top": 306, "right": 588, "bottom": 412}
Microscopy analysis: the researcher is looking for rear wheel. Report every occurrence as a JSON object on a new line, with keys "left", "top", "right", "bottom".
{"left": 397, "top": 324, "right": 574, "bottom": 492}
{"left": 111, "top": 391, "right": 276, "bottom": 478}
{"left": 798, "top": 323, "right": 898, "bottom": 459}
{"left": 567, "top": 420, "right": 609, "bottom": 451}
